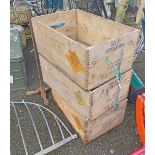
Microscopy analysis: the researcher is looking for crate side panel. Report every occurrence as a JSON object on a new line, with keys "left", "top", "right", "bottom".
{"left": 33, "top": 10, "right": 78, "bottom": 40}
{"left": 52, "top": 90, "right": 88, "bottom": 143}
{"left": 88, "top": 30, "right": 139, "bottom": 90}
{"left": 91, "top": 69, "right": 132, "bottom": 120}
{"left": 32, "top": 17, "right": 88, "bottom": 89}
{"left": 86, "top": 99, "right": 127, "bottom": 142}
{"left": 77, "top": 9, "right": 135, "bottom": 46}
{"left": 39, "top": 55, "right": 90, "bottom": 120}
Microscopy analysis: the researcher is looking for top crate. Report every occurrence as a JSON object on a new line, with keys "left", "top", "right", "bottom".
{"left": 32, "top": 9, "right": 140, "bottom": 90}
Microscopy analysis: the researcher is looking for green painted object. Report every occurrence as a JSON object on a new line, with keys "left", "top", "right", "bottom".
{"left": 131, "top": 70, "right": 144, "bottom": 89}
{"left": 128, "top": 70, "right": 144, "bottom": 104}
{"left": 115, "top": 103, "right": 119, "bottom": 110}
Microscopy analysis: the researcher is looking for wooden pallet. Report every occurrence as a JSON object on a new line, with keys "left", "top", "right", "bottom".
{"left": 31, "top": 9, "right": 139, "bottom": 90}
{"left": 53, "top": 90, "right": 127, "bottom": 143}
{"left": 39, "top": 54, "right": 132, "bottom": 121}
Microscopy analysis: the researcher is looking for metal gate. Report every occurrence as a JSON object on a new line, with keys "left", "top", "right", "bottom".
{"left": 10, "top": 101, "right": 77, "bottom": 155}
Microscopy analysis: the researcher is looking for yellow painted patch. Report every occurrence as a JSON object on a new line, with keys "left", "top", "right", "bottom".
{"left": 74, "top": 91, "right": 86, "bottom": 105}
{"left": 66, "top": 51, "right": 84, "bottom": 73}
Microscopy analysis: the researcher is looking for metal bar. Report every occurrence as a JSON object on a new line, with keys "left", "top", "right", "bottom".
{"left": 54, "top": 117, "right": 72, "bottom": 136}
{"left": 95, "top": 0, "right": 102, "bottom": 16}
{"left": 29, "top": 20, "right": 44, "bottom": 86}
{"left": 95, "top": 0, "right": 108, "bottom": 17}
{"left": 11, "top": 103, "right": 28, "bottom": 155}
{"left": 99, "top": 0, "right": 108, "bottom": 18}
{"left": 11, "top": 101, "right": 77, "bottom": 155}
{"left": 137, "top": 36, "right": 143, "bottom": 51}
{"left": 29, "top": 20, "right": 49, "bottom": 105}
{"left": 136, "top": 33, "right": 144, "bottom": 54}
{"left": 36, "top": 105, "right": 55, "bottom": 145}
{"left": 34, "top": 135, "right": 77, "bottom": 155}
{"left": 69, "top": 0, "right": 75, "bottom": 9}
{"left": 68, "top": 0, "right": 71, "bottom": 9}
{"left": 23, "top": 102, "right": 43, "bottom": 150}
{"left": 87, "top": 1, "right": 88, "bottom": 12}
{"left": 12, "top": 102, "right": 73, "bottom": 136}
{"left": 54, "top": 116, "right": 65, "bottom": 140}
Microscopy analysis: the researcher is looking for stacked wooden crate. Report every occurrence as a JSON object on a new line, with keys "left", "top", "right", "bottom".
{"left": 32, "top": 9, "right": 140, "bottom": 143}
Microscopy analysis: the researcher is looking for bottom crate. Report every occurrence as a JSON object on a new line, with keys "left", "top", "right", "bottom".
{"left": 52, "top": 90, "right": 127, "bottom": 144}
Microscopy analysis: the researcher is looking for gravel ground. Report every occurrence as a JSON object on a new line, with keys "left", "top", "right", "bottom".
{"left": 10, "top": 40, "right": 145, "bottom": 155}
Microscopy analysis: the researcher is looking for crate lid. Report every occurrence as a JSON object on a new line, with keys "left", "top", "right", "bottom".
{"left": 10, "top": 29, "right": 24, "bottom": 62}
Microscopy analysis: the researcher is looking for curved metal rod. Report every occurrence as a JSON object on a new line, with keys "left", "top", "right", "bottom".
{"left": 36, "top": 105, "right": 55, "bottom": 145}
{"left": 23, "top": 102, "right": 43, "bottom": 151}
{"left": 10, "top": 101, "right": 73, "bottom": 136}
{"left": 54, "top": 116, "right": 65, "bottom": 140}
{"left": 10, "top": 101, "right": 77, "bottom": 155}
{"left": 12, "top": 103, "right": 28, "bottom": 155}
{"left": 34, "top": 135, "right": 77, "bottom": 155}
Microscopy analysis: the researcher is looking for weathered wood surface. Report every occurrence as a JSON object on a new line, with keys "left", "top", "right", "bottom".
{"left": 77, "top": 9, "right": 135, "bottom": 45}
{"left": 40, "top": 55, "right": 132, "bottom": 121}
{"left": 53, "top": 90, "right": 127, "bottom": 144}
{"left": 32, "top": 9, "right": 139, "bottom": 90}
{"left": 40, "top": 54, "right": 90, "bottom": 121}
{"left": 88, "top": 30, "right": 138, "bottom": 89}
{"left": 32, "top": 10, "right": 88, "bottom": 90}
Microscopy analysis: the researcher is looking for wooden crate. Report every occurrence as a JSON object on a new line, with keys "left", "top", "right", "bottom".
{"left": 31, "top": 9, "right": 139, "bottom": 90}
{"left": 39, "top": 55, "right": 132, "bottom": 121}
{"left": 53, "top": 90, "right": 127, "bottom": 143}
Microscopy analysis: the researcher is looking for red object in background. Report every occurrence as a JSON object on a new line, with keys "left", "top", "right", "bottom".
{"left": 130, "top": 146, "right": 145, "bottom": 155}
{"left": 136, "top": 94, "right": 145, "bottom": 145}
{"left": 130, "top": 94, "right": 145, "bottom": 155}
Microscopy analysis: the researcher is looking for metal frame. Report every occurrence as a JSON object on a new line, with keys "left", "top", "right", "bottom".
{"left": 68, "top": 0, "right": 108, "bottom": 18}
{"left": 10, "top": 101, "right": 77, "bottom": 155}
{"left": 136, "top": 32, "right": 144, "bottom": 54}
{"left": 25, "top": 19, "right": 50, "bottom": 105}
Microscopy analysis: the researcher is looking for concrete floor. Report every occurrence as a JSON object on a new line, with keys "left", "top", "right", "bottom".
{"left": 10, "top": 40, "right": 145, "bottom": 155}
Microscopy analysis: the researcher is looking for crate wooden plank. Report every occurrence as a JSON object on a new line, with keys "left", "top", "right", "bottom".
{"left": 88, "top": 31, "right": 138, "bottom": 90}
{"left": 32, "top": 9, "right": 139, "bottom": 90}
{"left": 53, "top": 90, "right": 127, "bottom": 144}
{"left": 52, "top": 90, "right": 87, "bottom": 142}
{"left": 77, "top": 9, "right": 135, "bottom": 45}
{"left": 39, "top": 55, "right": 91, "bottom": 121}
{"left": 86, "top": 107, "right": 126, "bottom": 143}
{"left": 91, "top": 69, "right": 132, "bottom": 120}
{"left": 39, "top": 55, "right": 131, "bottom": 121}
{"left": 32, "top": 11, "right": 88, "bottom": 90}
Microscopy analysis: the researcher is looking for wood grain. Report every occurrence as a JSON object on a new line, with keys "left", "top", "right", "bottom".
{"left": 39, "top": 55, "right": 132, "bottom": 121}
{"left": 53, "top": 90, "right": 127, "bottom": 143}
{"left": 32, "top": 9, "right": 139, "bottom": 91}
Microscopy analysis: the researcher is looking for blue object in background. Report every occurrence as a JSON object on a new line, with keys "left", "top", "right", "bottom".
{"left": 45, "top": 0, "right": 63, "bottom": 9}
{"left": 129, "top": 0, "right": 137, "bottom": 13}
{"left": 50, "top": 22, "right": 65, "bottom": 28}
